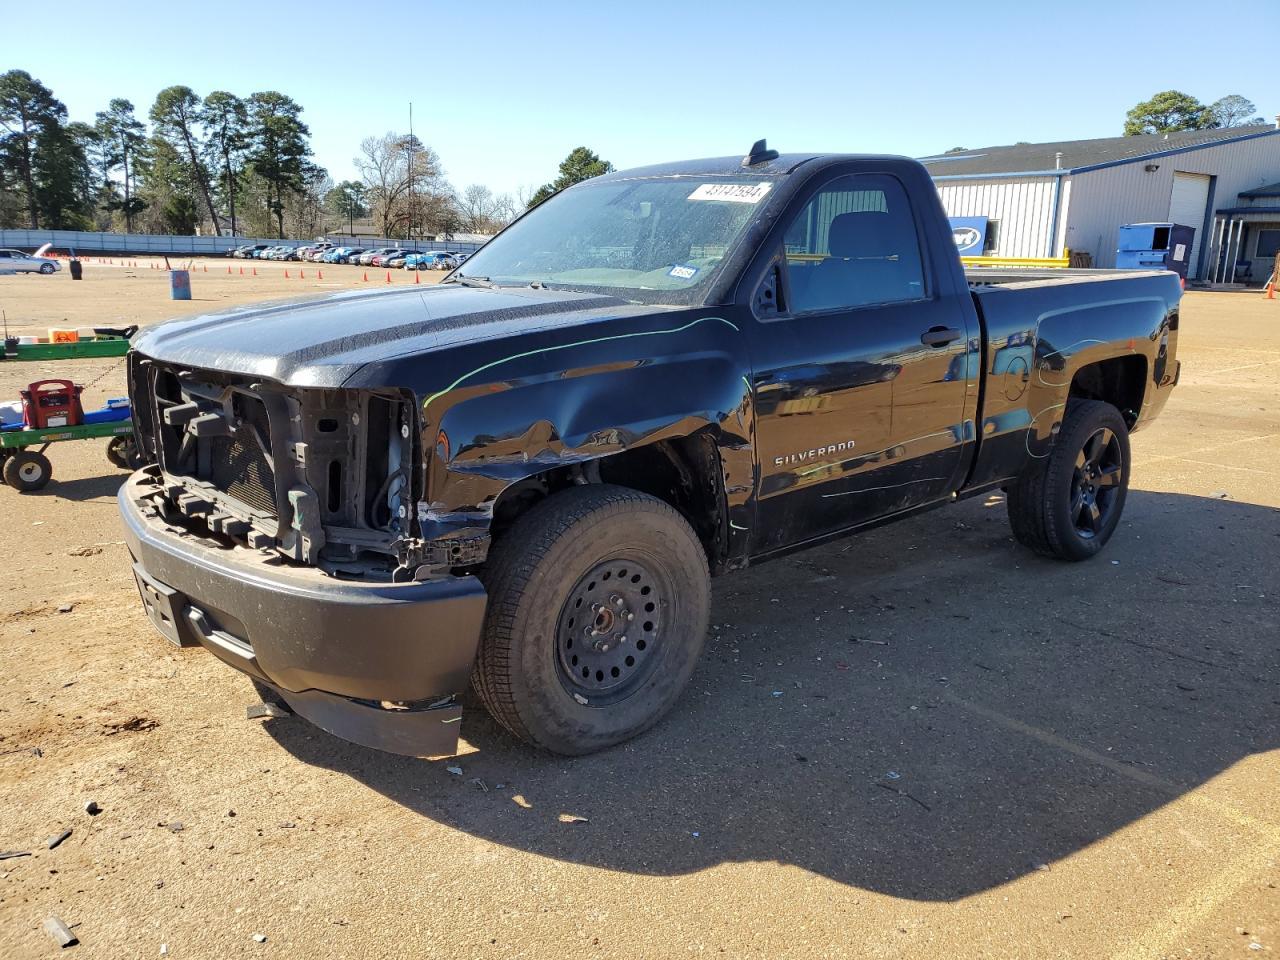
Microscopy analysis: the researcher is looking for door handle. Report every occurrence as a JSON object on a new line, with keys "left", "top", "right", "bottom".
{"left": 920, "top": 326, "right": 961, "bottom": 348}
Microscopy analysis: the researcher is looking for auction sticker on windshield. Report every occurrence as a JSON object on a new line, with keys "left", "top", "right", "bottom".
{"left": 688, "top": 183, "right": 773, "bottom": 204}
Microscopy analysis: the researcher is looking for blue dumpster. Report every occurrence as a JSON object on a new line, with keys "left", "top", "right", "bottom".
{"left": 1116, "top": 223, "right": 1195, "bottom": 279}
{"left": 169, "top": 269, "right": 192, "bottom": 301}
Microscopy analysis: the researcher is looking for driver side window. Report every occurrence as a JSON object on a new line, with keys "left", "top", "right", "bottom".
{"left": 782, "top": 174, "right": 926, "bottom": 314}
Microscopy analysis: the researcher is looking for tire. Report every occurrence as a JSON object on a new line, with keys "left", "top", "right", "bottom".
{"left": 106, "top": 435, "right": 144, "bottom": 470}
{"left": 3, "top": 450, "right": 53, "bottom": 491}
{"left": 473, "top": 484, "right": 711, "bottom": 755}
{"left": 1007, "top": 399, "right": 1130, "bottom": 561}
{"left": 40, "top": 263, "right": 54, "bottom": 274}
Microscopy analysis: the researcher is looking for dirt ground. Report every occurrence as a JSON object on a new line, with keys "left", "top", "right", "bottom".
{"left": 1, "top": 265, "right": 1277, "bottom": 959}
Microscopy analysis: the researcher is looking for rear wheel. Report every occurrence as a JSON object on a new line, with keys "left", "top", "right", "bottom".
{"left": 3, "top": 450, "right": 52, "bottom": 491}
{"left": 106, "top": 435, "right": 144, "bottom": 470}
{"left": 473, "top": 484, "right": 710, "bottom": 755}
{"left": 1007, "top": 399, "right": 1130, "bottom": 560}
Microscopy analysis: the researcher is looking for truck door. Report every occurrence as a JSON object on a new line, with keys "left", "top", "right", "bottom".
{"left": 746, "top": 171, "right": 973, "bottom": 554}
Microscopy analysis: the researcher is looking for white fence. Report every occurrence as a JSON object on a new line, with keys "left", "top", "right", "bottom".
{"left": 0, "top": 229, "right": 488, "bottom": 257}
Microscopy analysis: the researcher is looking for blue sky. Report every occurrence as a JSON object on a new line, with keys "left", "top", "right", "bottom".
{"left": 3, "top": 0, "right": 1271, "bottom": 200}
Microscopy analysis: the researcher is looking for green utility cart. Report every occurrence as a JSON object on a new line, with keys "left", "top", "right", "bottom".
{"left": 0, "top": 332, "right": 139, "bottom": 492}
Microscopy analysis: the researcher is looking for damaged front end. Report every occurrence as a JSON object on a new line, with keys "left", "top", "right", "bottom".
{"left": 122, "top": 353, "right": 489, "bottom": 758}
{"left": 129, "top": 353, "right": 428, "bottom": 578}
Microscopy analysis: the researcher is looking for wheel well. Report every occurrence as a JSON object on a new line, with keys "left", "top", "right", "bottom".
{"left": 489, "top": 433, "right": 729, "bottom": 572}
{"left": 1069, "top": 356, "right": 1147, "bottom": 427}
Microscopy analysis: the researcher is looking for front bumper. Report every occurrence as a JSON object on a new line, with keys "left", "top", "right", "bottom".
{"left": 120, "top": 468, "right": 487, "bottom": 757}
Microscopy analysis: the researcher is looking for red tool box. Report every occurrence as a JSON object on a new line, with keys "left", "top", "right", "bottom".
{"left": 21, "top": 379, "right": 85, "bottom": 429}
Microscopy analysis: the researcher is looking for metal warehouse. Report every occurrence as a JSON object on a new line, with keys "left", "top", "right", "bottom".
{"left": 921, "top": 123, "right": 1280, "bottom": 283}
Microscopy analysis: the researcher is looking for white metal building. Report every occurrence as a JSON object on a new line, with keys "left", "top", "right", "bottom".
{"left": 921, "top": 124, "right": 1280, "bottom": 281}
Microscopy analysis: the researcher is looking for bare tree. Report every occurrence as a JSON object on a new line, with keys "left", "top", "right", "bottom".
{"left": 458, "top": 183, "right": 512, "bottom": 234}
{"left": 492, "top": 192, "right": 517, "bottom": 227}
{"left": 355, "top": 131, "right": 448, "bottom": 239}
{"left": 514, "top": 183, "right": 539, "bottom": 210}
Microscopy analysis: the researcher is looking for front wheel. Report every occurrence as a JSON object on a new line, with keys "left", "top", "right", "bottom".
{"left": 40, "top": 263, "right": 54, "bottom": 274}
{"left": 3, "top": 450, "right": 53, "bottom": 491}
{"left": 473, "top": 484, "right": 710, "bottom": 755}
{"left": 1007, "top": 399, "right": 1130, "bottom": 560}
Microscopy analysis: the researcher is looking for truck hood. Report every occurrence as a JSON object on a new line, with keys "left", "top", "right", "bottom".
{"left": 131, "top": 284, "right": 661, "bottom": 387}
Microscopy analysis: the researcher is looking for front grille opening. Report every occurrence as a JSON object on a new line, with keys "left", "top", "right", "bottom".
{"left": 134, "top": 358, "right": 418, "bottom": 571}
{"left": 211, "top": 431, "right": 277, "bottom": 517}
{"left": 327, "top": 459, "right": 342, "bottom": 513}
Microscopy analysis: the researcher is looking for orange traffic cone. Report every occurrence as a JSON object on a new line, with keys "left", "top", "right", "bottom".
{"left": 252, "top": 267, "right": 257, "bottom": 277}
{"left": 300, "top": 269, "right": 306, "bottom": 280}
{"left": 414, "top": 270, "right": 420, "bottom": 284}
{"left": 317, "top": 269, "right": 323, "bottom": 280}
{"left": 362, "top": 271, "right": 368, "bottom": 282}
{"left": 385, "top": 271, "right": 392, "bottom": 283}
{"left": 227, "top": 265, "right": 232, "bottom": 274}
{"left": 203, "top": 264, "right": 207, "bottom": 272}
{"left": 239, "top": 266, "right": 244, "bottom": 276}
{"left": 285, "top": 269, "right": 290, "bottom": 279}
{"left": 1267, "top": 282, "right": 1275, "bottom": 300}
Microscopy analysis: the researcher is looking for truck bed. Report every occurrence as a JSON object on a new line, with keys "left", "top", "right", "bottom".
{"left": 966, "top": 267, "right": 1170, "bottom": 287}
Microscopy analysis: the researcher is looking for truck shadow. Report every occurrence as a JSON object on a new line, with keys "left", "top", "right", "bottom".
{"left": 264, "top": 490, "right": 1279, "bottom": 901}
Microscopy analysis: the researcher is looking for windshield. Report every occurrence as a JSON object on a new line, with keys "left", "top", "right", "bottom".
{"left": 455, "top": 177, "right": 773, "bottom": 303}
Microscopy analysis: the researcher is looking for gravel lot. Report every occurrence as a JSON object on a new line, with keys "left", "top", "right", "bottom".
{"left": 1, "top": 265, "right": 1277, "bottom": 958}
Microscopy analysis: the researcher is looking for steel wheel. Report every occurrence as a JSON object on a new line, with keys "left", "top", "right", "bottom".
{"left": 555, "top": 558, "right": 665, "bottom": 705}
{"left": 1070, "top": 427, "right": 1122, "bottom": 539}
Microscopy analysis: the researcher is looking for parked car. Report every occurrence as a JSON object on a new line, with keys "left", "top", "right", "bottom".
{"left": 0, "top": 248, "right": 61, "bottom": 274}
{"left": 403, "top": 252, "right": 451, "bottom": 270}
{"left": 385, "top": 250, "right": 423, "bottom": 269}
{"left": 359, "top": 248, "right": 398, "bottom": 267}
{"left": 432, "top": 253, "right": 460, "bottom": 271}
{"left": 370, "top": 250, "right": 407, "bottom": 268}
{"left": 122, "top": 142, "right": 1182, "bottom": 760}
{"left": 235, "top": 244, "right": 269, "bottom": 259}
{"left": 296, "top": 242, "right": 335, "bottom": 261}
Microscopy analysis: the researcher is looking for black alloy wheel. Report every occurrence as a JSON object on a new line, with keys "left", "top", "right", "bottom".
{"left": 1070, "top": 427, "right": 1123, "bottom": 539}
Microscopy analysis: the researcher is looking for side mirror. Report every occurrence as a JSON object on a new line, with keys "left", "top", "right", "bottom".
{"left": 755, "top": 263, "right": 783, "bottom": 318}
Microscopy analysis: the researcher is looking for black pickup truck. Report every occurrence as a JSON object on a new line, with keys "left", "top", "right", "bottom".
{"left": 121, "top": 141, "right": 1181, "bottom": 757}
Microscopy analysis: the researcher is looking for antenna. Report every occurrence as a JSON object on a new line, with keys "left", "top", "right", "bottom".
{"left": 742, "top": 139, "right": 779, "bottom": 167}
{"left": 407, "top": 101, "right": 415, "bottom": 245}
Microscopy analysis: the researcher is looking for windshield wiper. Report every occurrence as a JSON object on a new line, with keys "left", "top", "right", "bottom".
{"left": 445, "top": 273, "right": 494, "bottom": 289}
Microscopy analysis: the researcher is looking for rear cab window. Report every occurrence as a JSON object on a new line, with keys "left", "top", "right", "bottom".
{"left": 781, "top": 173, "right": 927, "bottom": 314}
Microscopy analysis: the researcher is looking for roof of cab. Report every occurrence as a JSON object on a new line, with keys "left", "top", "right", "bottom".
{"left": 595, "top": 153, "right": 917, "bottom": 181}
